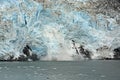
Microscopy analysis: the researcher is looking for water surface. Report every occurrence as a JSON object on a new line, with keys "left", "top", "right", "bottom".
{"left": 0, "top": 60, "right": 120, "bottom": 80}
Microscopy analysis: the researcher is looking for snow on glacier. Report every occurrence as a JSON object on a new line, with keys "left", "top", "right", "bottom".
{"left": 0, "top": 0, "right": 120, "bottom": 60}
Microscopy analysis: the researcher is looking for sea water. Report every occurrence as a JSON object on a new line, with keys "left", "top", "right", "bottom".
{"left": 0, "top": 61, "right": 120, "bottom": 80}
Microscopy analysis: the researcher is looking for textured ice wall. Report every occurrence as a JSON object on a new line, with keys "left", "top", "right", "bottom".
{"left": 0, "top": 0, "right": 120, "bottom": 60}
{"left": 0, "top": 0, "right": 47, "bottom": 60}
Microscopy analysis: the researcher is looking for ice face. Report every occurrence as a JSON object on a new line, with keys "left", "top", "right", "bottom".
{"left": 0, "top": 0, "right": 46, "bottom": 59}
{"left": 0, "top": 0, "right": 120, "bottom": 60}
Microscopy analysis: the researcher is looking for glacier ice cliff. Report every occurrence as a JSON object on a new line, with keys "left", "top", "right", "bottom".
{"left": 0, "top": 0, "right": 120, "bottom": 61}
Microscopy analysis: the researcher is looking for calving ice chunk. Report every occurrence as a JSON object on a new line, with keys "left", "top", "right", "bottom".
{"left": 0, "top": 0, "right": 120, "bottom": 61}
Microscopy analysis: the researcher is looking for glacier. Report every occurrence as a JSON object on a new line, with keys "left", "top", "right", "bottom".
{"left": 0, "top": 0, "right": 120, "bottom": 61}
